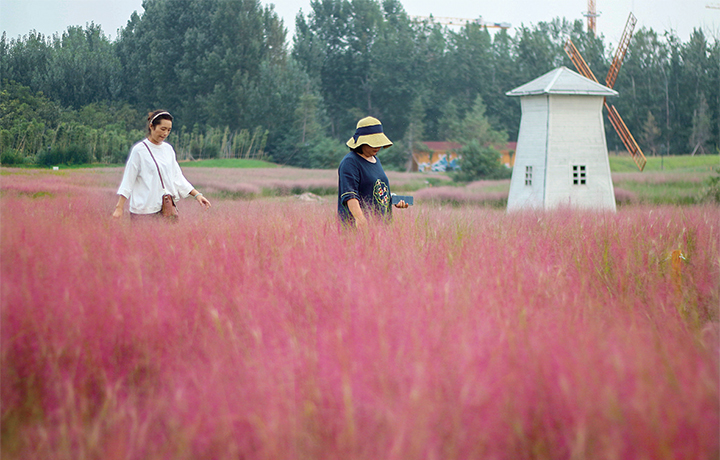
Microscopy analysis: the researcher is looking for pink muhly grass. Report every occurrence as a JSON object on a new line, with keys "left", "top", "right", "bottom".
{"left": 180, "top": 167, "right": 433, "bottom": 196}
{"left": 613, "top": 187, "right": 639, "bottom": 205}
{"left": 413, "top": 186, "right": 507, "bottom": 206}
{"left": 1, "top": 170, "right": 718, "bottom": 459}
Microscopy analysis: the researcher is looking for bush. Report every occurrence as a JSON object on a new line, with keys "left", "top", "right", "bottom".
{"left": 36, "top": 145, "right": 91, "bottom": 166}
{"left": 377, "top": 143, "right": 413, "bottom": 171}
{"left": 699, "top": 172, "right": 720, "bottom": 203}
{"left": 306, "top": 136, "right": 346, "bottom": 169}
{"left": 0, "top": 150, "right": 26, "bottom": 165}
{"left": 451, "top": 141, "right": 509, "bottom": 182}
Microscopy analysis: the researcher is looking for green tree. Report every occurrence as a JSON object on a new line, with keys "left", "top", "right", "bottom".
{"left": 613, "top": 28, "right": 669, "bottom": 154}
{"left": 296, "top": 91, "right": 323, "bottom": 146}
{"left": 0, "top": 80, "right": 62, "bottom": 129}
{"left": 307, "top": 136, "right": 346, "bottom": 169}
{"left": 452, "top": 95, "right": 508, "bottom": 181}
{"left": 390, "top": 96, "right": 426, "bottom": 171}
{"left": 456, "top": 95, "right": 507, "bottom": 146}
{"left": 437, "top": 99, "right": 461, "bottom": 142}
{"left": 0, "top": 31, "right": 54, "bottom": 92}
{"left": 293, "top": 0, "right": 424, "bottom": 142}
{"left": 707, "top": 39, "right": 720, "bottom": 153}
{"left": 443, "top": 23, "right": 493, "bottom": 115}
{"left": 515, "top": 20, "right": 565, "bottom": 84}
{"left": 451, "top": 140, "right": 508, "bottom": 182}
{"left": 294, "top": 0, "right": 381, "bottom": 137}
{"left": 488, "top": 28, "right": 520, "bottom": 141}
{"left": 44, "top": 24, "right": 121, "bottom": 108}
{"left": 690, "top": 93, "right": 712, "bottom": 155}
{"left": 116, "top": 0, "right": 288, "bottom": 130}
{"left": 641, "top": 111, "right": 661, "bottom": 156}
{"left": 666, "top": 29, "right": 712, "bottom": 154}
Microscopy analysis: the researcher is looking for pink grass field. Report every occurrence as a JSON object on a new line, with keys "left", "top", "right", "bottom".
{"left": 1, "top": 168, "right": 719, "bottom": 459}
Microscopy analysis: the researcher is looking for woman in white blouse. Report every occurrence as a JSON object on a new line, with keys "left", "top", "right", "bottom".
{"left": 112, "top": 110, "right": 211, "bottom": 220}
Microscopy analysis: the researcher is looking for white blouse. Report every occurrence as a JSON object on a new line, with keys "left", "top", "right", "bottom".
{"left": 117, "top": 140, "right": 194, "bottom": 214}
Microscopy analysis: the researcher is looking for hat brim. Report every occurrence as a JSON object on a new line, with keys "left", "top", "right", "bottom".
{"left": 346, "top": 133, "right": 393, "bottom": 149}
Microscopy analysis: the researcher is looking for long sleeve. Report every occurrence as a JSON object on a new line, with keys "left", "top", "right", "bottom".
{"left": 171, "top": 156, "right": 194, "bottom": 199}
{"left": 117, "top": 147, "right": 141, "bottom": 199}
{"left": 338, "top": 155, "right": 361, "bottom": 205}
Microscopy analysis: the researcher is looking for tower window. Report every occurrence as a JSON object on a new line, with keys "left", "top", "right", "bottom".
{"left": 525, "top": 166, "right": 533, "bottom": 186}
{"left": 573, "top": 165, "right": 586, "bottom": 185}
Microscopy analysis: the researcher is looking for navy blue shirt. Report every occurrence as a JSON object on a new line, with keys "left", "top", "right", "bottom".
{"left": 337, "top": 151, "right": 392, "bottom": 225}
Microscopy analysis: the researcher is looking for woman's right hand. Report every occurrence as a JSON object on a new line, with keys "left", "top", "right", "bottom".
{"left": 112, "top": 195, "right": 127, "bottom": 219}
{"left": 347, "top": 198, "right": 368, "bottom": 231}
{"left": 354, "top": 215, "right": 368, "bottom": 230}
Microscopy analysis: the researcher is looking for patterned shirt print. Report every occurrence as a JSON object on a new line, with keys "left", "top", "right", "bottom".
{"left": 373, "top": 179, "right": 390, "bottom": 212}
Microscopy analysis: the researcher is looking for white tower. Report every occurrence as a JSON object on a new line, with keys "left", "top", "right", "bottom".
{"left": 506, "top": 67, "right": 618, "bottom": 212}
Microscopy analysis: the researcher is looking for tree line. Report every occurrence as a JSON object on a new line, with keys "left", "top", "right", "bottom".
{"left": 1, "top": 0, "right": 717, "bottom": 171}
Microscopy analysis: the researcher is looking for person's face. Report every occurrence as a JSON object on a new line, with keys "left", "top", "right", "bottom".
{"left": 149, "top": 119, "right": 172, "bottom": 143}
{"left": 360, "top": 144, "right": 381, "bottom": 157}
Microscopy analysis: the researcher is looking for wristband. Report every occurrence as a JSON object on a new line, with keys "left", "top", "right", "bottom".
{"left": 194, "top": 192, "right": 203, "bottom": 198}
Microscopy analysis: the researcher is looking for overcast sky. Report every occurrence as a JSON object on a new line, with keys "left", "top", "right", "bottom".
{"left": 1, "top": 0, "right": 717, "bottom": 46}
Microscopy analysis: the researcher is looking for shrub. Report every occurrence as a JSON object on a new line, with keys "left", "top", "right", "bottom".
{"left": 699, "top": 172, "right": 720, "bottom": 203}
{"left": 0, "top": 150, "right": 26, "bottom": 165}
{"left": 36, "top": 145, "right": 91, "bottom": 166}
{"left": 451, "top": 141, "right": 508, "bottom": 182}
{"left": 306, "top": 136, "right": 346, "bottom": 169}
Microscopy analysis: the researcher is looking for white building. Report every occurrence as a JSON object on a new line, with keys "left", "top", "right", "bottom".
{"left": 506, "top": 66, "right": 618, "bottom": 212}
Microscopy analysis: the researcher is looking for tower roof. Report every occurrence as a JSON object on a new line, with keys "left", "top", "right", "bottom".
{"left": 506, "top": 66, "right": 618, "bottom": 97}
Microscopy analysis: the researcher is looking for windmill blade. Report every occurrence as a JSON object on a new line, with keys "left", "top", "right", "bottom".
{"left": 565, "top": 36, "right": 646, "bottom": 171}
{"left": 606, "top": 13, "right": 637, "bottom": 89}
{"left": 604, "top": 101, "right": 647, "bottom": 171}
{"left": 564, "top": 39, "right": 598, "bottom": 82}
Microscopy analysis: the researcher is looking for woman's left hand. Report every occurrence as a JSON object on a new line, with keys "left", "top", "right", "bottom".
{"left": 196, "top": 194, "right": 212, "bottom": 209}
{"left": 394, "top": 200, "right": 409, "bottom": 209}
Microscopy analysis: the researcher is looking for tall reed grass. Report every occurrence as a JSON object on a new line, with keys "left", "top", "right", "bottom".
{"left": 180, "top": 167, "right": 434, "bottom": 198}
{"left": 1, "top": 171, "right": 718, "bottom": 459}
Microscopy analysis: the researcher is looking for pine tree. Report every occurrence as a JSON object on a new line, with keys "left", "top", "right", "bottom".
{"left": 690, "top": 93, "right": 711, "bottom": 155}
{"left": 641, "top": 111, "right": 661, "bottom": 156}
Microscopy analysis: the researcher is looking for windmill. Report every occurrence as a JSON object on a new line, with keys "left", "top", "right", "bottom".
{"left": 505, "top": 66, "right": 619, "bottom": 211}
{"left": 564, "top": 12, "right": 647, "bottom": 171}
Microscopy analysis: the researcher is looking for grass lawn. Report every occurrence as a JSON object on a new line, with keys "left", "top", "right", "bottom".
{"left": 608, "top": 154, "right": 719, "bottom": 172}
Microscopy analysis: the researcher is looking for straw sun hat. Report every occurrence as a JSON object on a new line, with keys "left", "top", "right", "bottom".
{"left": 346, "top": 116, "right": 393, "bottom": 150}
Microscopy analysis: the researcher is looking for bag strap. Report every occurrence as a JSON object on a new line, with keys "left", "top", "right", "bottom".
{"left": 142, "top": 141, "right": 166, "bottom": 191}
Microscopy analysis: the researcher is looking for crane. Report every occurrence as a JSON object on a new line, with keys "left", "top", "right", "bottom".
{"left": 582, "top": 0, "right": 600, "bottom": 34}
{"left": 409, "top": 15, "right": 511, "bottom": 29}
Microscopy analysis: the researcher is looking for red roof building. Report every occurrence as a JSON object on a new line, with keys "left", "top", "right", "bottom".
{"left": 411, "top": 141, "right": 516, "bottom": 172}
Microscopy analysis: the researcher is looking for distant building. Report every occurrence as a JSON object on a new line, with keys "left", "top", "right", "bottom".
{"left": 411, "top": 141, "right": 462, "bottom": 172}
{"left": 499, "top": 142, "right": 517, "bottom": 168}
{"left": 505, "top": 66, "right": 617, "bottom": 212}
{"left": 411, "top": 141, "right": 517, "bottom": 172}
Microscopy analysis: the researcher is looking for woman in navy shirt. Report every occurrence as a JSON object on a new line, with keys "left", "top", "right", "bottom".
{"left": 338, "top": 117, "right": 409, "bottom": 229}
